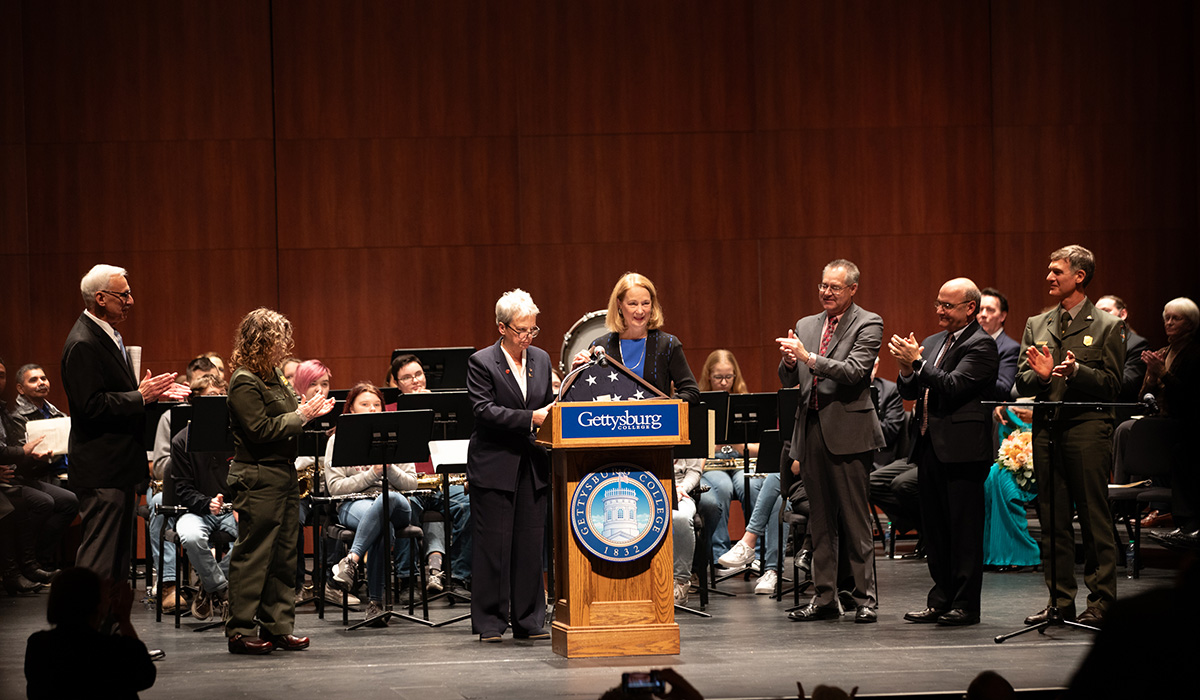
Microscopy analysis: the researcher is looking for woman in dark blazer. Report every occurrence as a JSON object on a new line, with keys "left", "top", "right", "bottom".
{"left": 466, "top": 289, "right": 555, "bottom": 642}
{"left": 224, "top": 308, "right": 333, "bottom": 655}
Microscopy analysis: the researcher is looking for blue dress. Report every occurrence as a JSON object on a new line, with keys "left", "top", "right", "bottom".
{"left": 982, "top": 410, "right": 1039, "bottom": 567}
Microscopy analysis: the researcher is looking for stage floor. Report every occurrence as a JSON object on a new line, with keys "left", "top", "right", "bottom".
{"left": 0, "top": 539, "right": 1182, "bottom": 700}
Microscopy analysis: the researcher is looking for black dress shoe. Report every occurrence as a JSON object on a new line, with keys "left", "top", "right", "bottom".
{"left": 479, "top": 633, "right": 503, "bottom": 643}
{"left": 259, "top": 630, "right": 309, "bottom": 651}
{"left": 903, "top": 607, "right": 945, "bottom": 623}
{"left": 514, "top": 629, "right": 550, "bottom": 640}
{"left": 148, "top": 649, "right": 166, "bottom": 661}
{"left": 854, "top": 606, "right": 877, "bottom": 624}
{"left": 1024, "top": 606, "right": 1074, "bottom": 625}
{"left": 228, "top": 634, "right": 274, "bottom": 655}
{"left": 2, "top": 573, "right": 43, "bottom": 595}
{"left": 787, "top": 603, "right": 840, "bottom": 622}
{"left": 22, "top": 567, "right": 57, "bottom": 584}
{"left": 937, "top": 608, "right": 980, "bottom": 626}
{"left": 796, "top": 550, "right": 813, "bottom": 574}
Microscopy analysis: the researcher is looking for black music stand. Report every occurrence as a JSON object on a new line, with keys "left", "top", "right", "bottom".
{"left": 391, "top": 347, "right": 476, "bottom": 390}
{"left": 672, "top": 401, "right": 715, "bottom": 617}
{"left": 992, "top": 399, "right": 1143, "bottom": 644}
{"left": 293, "top": 421, "right": 333, "bottom": 613}
{"left": 331, "top": 409, "right": 435, "bottom": 629}
{"left": 718, "top": 392, "right": 778, "bottom": 583}
{"left": 393, "top": 391, "right": 474, "bottom": 625}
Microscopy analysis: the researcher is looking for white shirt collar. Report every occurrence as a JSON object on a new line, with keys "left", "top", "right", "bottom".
{"left": 989, "top": 328, "right": 1004, "bottom": 341}
{"left": 84, "top": 309, "right": 122, "bottom": 348}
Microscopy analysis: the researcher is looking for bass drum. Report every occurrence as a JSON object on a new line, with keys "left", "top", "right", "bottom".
{"left": 559, "top": 309, "right": 608, "bottom": 374}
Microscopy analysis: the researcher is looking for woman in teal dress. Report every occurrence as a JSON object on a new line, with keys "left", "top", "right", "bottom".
{"left": 983, "top": 406, "right": 1039, "bottom": 568}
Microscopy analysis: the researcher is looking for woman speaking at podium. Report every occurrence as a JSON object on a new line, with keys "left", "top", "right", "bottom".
{"left": 572, "top": 272, "right": 699, "bottom": 403}
{"left": 466, "top": 289, "right": 555, "bottom": 642}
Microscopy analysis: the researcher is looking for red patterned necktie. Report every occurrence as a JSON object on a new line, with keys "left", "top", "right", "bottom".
{"left": 809, "top": 315, "right": 839, "bottom": 409}
{"left": 920, "top": 333, "right": 955, "bottom": 435}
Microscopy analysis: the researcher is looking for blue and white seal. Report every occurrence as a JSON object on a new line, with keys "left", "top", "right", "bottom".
{"left": 570, "top": 465, "right": 671, "bottom": 563}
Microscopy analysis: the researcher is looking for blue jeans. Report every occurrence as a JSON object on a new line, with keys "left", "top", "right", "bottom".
{"left": 146, "top": 488, "right": 177, "bottom": 584}
{"left": 339, "top": 494, "right": 415, "bottom": 603}
{"left": 401, "top": 484, "right": 472, "bottom": 583}
{"left": 744, "top": 473, "right": 786, "bottom": 572}
{"left": 176, "top": 511, "right": 238, "bottom": 593}
{"left": 702, "top": 470, "right": 762, "bottom": 559}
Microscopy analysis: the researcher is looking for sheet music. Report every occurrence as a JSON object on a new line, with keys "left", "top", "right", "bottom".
{"left": 25, "top": 417, "right": 71, "bottom": 456}
{"left": 428, "top": 439, "right": 469, "bottom": 468}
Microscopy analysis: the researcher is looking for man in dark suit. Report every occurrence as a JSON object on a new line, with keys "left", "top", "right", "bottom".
{"left": 891, "top": 278, "right": 999, "bottom": 626}
{"left": 466, "top": 289, "right": 555, "bottom": 642}
{"left": 1095, "top": 295, "right": 1150, "bottom": 403}
{"left": 1016, "top": 245, "right": 1125, "bottom": 627}
{"left": 60, "top": 264, "right": 185, "bottom": 583}
{"left": 777, "top": 259, "right": 885, "bottom": 623}
{"left": 871, "top": 358, "right": 905, "bottom": 467}
{"left": 978, "top": 287, "right": 1021, "bottom": 401}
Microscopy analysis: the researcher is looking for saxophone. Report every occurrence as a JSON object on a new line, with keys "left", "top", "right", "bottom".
{"left": 297, "top": 462, "right": 316, "bottom": 499}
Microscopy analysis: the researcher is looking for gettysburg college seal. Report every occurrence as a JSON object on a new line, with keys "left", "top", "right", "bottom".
{"left": 570, "top": 465, "right": 671, "bottom": 563}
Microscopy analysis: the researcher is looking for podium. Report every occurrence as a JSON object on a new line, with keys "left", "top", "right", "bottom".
{"left": 537, "top": 399, "right": 689, "bottom": 658}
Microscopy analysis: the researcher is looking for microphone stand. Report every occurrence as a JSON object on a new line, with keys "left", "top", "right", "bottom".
{"left": 991, "top": 399, "right": 1146, "bottom": 644}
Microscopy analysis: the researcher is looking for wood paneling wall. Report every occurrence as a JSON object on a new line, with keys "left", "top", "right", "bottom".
{"left": 4, "top": 0, "right": 1198, "bottom": 412}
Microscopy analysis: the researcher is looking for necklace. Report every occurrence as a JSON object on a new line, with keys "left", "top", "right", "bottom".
{"left": 625, "top": 344, "right": 646, "bottom": 372}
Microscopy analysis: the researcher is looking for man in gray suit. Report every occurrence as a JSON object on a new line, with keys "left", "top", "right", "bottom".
{"left": 778, "top": 259, "right": 885, "bottom": 623}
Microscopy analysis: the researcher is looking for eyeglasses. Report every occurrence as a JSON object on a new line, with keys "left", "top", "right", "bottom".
{"left": 503, "top": 324, "right": 540, "bottom": 339}
{"left": 101, "top": 289, "right": 133, "bottom": 302}
{"left": 933, "top": 300, "right": 970, "bottom": 312}
{"left": 711, "top": 374, "right": 735, "bottom": 382}
{"left": 817, "top": 283, "right": 849, "bottom": 294}
{"left": 396, "top": 370, "right": 425, "bottom": 384}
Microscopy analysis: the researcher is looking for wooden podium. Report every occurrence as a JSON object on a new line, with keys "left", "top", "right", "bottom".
{"left": 537, "top": 400, "right": 689, "bottom": 658}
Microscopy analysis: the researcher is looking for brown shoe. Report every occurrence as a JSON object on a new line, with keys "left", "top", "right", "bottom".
{"left": 1140, "top": 510, "right": 1174, "bottom": 528}
{"left": 161, "top": 585, "right": 181, "bottom": 612}
{"left": 259, "top": 629, "right": 310, "bottom": 651}
{"left": 1076, "top": 607, "right": 1104, "bottom": 627}
{"left": 1024, "top": 606, "right": 1074, "bottom": 625}
{"left": 228, "top": 634, "right": 273, "bottom": 655}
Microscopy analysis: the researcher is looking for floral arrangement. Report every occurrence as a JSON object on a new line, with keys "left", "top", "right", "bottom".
{"left": 998, "top": 429, "right": 1036, "bottom": 492}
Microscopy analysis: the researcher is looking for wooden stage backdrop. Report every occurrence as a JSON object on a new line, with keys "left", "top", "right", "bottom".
{"left": 3, "top": 0, "right": 1198, "bottom": 412}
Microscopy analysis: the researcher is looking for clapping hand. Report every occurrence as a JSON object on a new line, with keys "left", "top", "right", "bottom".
{"left": 298, "top": 392, "right": 336, "bottom": 422}
{"left": 139, "top": 370, "right": 186, "bottom": 402}
{"left": 1025, "top": 345, "right": 1056, "bottom": 381}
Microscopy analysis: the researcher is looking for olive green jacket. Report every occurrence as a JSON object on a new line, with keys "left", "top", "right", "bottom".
{"left": 228, "top": 366, "right": 304, "bottom": 467}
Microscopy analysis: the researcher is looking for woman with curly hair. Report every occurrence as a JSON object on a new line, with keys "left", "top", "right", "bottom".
{"left": 224, "top": 309, "right": 334, "bottom": 655}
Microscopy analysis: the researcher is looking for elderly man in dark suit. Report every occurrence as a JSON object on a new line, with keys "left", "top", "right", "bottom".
{"left": 777, "top": 259, "right": 885, "bottom": 623}
{"left": 466, "top": 289, "right": 555, "bottom": 642}
{"left": 892, "top": 278, "right": 999, "bottom": 626}
{"left": 1016, "top": 245, "right": 1125, "bottom": 627}
{"left": 60, "top": 264, "right": 186, "bottom": 582}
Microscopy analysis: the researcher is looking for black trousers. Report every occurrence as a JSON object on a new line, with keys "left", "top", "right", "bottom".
{"left": 74, "top": 486, "right": 134, "bottom": 581}
{"left": 913, "top": 438, "right": 988, "bottom": 613}
{"left": 16, "top": 478, "right": 79, "bottom": 566}
{"left": 470, "top": 460, "right": 547, "bottom": 637}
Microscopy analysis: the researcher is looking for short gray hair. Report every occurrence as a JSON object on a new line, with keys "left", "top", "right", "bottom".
{"left": 824, "top": 259, "right": 861, "bottom": 285}
{"left": 495, "top": 288, "right": 540, "bottom": 325}
{"left": 1164, "top": 297, "right": 1199, "bottom": 331}
{"left": 80, "top": 264, "right": 127, "bottom": 308}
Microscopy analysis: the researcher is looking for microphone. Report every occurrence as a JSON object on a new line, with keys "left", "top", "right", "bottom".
{"left": 591, "top": 345, "right": 608, "bottom": 366}
{"left": 1141, "top": 392, "right": 1159, "bottom": 416}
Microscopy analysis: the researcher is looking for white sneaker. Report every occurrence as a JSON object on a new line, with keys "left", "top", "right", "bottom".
{"left": 717, "top": 541, "right": 756, "bottom": 568}
{"left": 754, "top": 569, "right": 778, "bottom": 595}
{"left": 331, "top": 555, "right": 357, "bottom": 591}
{"left": 673, "top": 581, "right": 690, "bottom": 605}
{"left": 323, "top": 584, "right": 361, "bottom": 606}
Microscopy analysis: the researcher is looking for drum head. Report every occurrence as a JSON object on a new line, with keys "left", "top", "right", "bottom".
{"left": 559, "top": 309, "right": 608, "bottom": 374}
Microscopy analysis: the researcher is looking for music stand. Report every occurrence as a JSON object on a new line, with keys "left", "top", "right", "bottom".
{"left": 294, "top": 420, "right": 334, "bottom": 613}
{"left": 991, "top": 399, "right": 1143, "bottom": 644}
{"left": 391, "top": 347, "right": 476, "bottom": 390}
{"left": 168, "top": 404, "right": 192, "bottom": 438}
{"left": 393, "top": 391, "right": 474, "bottom": 624}
{"left": 331, "top": 409, "right": 435, "bottom": 629}
{"left": 188, "top": 396, "right": 235, "bottom": 454}
{"left": 718, "top": 392, "right": 777, "bottom": 583}
{"left": 672, "top": 402, "right": 715, "bottom": 617}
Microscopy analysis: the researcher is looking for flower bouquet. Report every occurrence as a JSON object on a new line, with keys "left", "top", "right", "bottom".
{"left": 998, "top": 429, "right": 1036, "bottom": 492}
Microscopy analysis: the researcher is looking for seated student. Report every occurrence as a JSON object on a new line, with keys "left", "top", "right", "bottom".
{"left": 25, "top": 567, "right": 156, "bottom": 699}
{"left": 671, "top": 458, "right": 704, "bottom": 605}
{"left": 147, "top": 356, "right": 221, "bottom": 611}
{"left": 1, "top": 361, "right": 77, "bottom": 585}
{"left": 290, "top": 359, "right": 333, "bottom": 602}
{"left": 697, "top": 350, "right": 761, "bottom": 562}
{"left": 326, "top": 382, "right": 419, "bottom": 625}
{"left": 170, "top": 375, "right": 238, "bottom": 621}
{"left": 390, "top": 354, "right": 472, "bottom": 592}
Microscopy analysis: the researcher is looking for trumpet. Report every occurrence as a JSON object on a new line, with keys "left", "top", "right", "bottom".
{"left": 297, "top": 463, "right": 316, "bottom": 499}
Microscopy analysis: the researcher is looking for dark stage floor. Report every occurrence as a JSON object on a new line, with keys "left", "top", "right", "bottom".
{"left": 1, "top": 538, "right": 1185, "bottom": 700}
